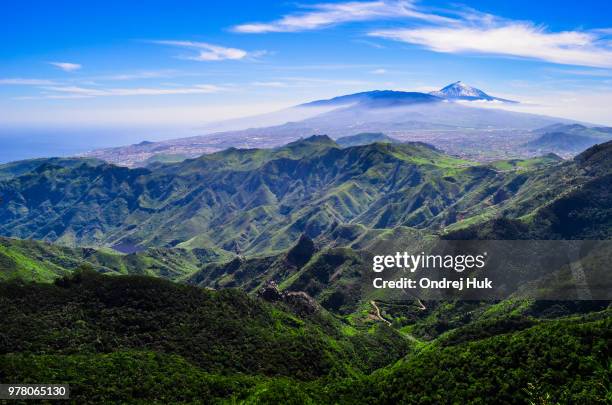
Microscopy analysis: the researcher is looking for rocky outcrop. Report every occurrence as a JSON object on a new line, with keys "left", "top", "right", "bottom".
{"left": 258, "top": 280, "right": 284, "bottom": 302}
{"left": 257, "top": 280, "right": 319, "bottom": 315}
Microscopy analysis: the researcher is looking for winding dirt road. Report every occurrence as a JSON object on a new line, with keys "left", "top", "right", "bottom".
{"left": 370, "top": 300, "right": 392, "bottom": 326}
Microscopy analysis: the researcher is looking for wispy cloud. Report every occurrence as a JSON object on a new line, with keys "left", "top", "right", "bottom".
{"left": 353, "top": 39, "right": 386, "bottom": 49}
{"left": 369, "top": 13, "right": 612, "bottom": 68}
{"left": 547, "top": 67, "right": 612, "bottom": 77}
{"left": 95, "top": 70, "right": 180, "bottom": 81}
{"left": 153, "top": 40, "right": 262, "bottom": 61}
{"left": 252, "top": 81, "right": 288, "bottom": 87}
{"left": 49, "top": 62, "right": 82, "bottom": 72}
{"left": 370, "top": 68, "right": 387, "bottom": 74}
{"left": 248, "top": 76, "right": 380, "bottom": 89}
{"left": 232, "top": 0, "right": 454, "bottom": 33}
{"left": 278, "top": 76, "right": 377, "bottom": 87}
{"left": 39, "top": 84, "right": 224, "bottom": 98}
{"left": 231, "top": 0, "right": 612, "bottom": 69}
{"left": 0, "top": 78, "right": 58, "bottom": 85}
{"left": 271, "top": 63, "right": 381, "bottom": 71}
{"left": 591, "top": 28, "right": 612, "bottom": 35}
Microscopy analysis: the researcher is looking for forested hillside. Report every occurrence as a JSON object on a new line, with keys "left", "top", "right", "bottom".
{"left": 1, "top": 138, "right": 610, "bottom": 256}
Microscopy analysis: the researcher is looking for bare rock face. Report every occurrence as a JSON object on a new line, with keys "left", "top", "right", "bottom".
{"left": 283, "top": 291, "right": 319, "bottom": 315}
{"left": 257, "top": 280, "right": 284, "bottom": 302}
{"left": 257, "top": 280, "right": 319, "bottom": 314}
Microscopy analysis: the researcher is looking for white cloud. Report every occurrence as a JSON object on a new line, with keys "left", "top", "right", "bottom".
{"left": 153, "top": 40, "right": 253, "bottom": 61}
{"left": 40, "top": 84, "right": 224, "bottom": 98}
{"left": 353, "top": 39, "right": 386, "bottom": 49}
{"left": 15, "top": 94, "right": 92, "bottom": 100}
{"left": 370, "top": 19, "right": 612, "bottom": 68}
{"left": 272, "top": 63, "right": 380, "bottom": 71}
{"left": 547, "top": 68, "right": 612, "bottom": 77}
{"left": 0, "top": 78, "right": 57, "bottom": 85}
{"left": 252, "top": 81, "right": 288, "bottom": 87}
{"left": 591, "top": 28, "right": 612, "bottom": 35}
{"left": 249, "top": 76, "right": 382, "bottom": 89}
{"left": 232, "top": 0, "right": 454, "bottom": 33}
{"left": 96, "top": 70, "right": 179, "bottom": 81}
{"left": 282, "top": 76, "right": 374, "bottom": 86}
{"left": 249, "top": 77, "right": 374, "bottom": 89}
{"left": 231, "top": 0, "right": 612, "bottom": 69}
{"left": 370, "top": 68, "right": 387, "bottom": 74}
{"left": 49, "top": 62, "right": 82, "bottom": 72}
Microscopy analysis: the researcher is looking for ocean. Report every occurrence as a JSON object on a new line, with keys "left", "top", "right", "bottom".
{"left": 0, "top": 127, "right": 192, "bottom": 164}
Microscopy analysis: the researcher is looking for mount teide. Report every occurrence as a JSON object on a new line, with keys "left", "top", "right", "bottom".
{"left": 81, "top": 82, "right": 572, "bottom": 167}
{"left": 429, "top": 81, "right": 517, "bottom": 103}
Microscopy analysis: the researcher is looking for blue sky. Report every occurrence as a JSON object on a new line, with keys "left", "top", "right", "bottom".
{"left": 2, "top": 0, "right": 612, "bottom": 134}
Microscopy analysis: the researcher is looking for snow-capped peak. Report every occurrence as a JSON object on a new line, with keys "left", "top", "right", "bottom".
{"left": 431, "top": 81, "right": 490, "bottom": 99}
{"left": 430, "top": 81, "right": 517, "bottom": 103}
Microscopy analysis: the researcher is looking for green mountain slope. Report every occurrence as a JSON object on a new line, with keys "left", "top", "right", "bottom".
{"left": 321, "top": 311, "right": 612, "bottom": 404}
{"left": 524, "top": 123, "right": 612, "bottom": 155}
{"left": 0, "top": 157, "right": 103, "bottom": 181}
{"left": 0, "top": 236, "right": 230, "bottom": 282}
{"left": 0, "top": 137, "right": 609, "bottom": 255}
{"left": 336, "top": 132, "right": 399, "bottom": 147}
{"left": 1, "top": 272, "right": 609, "bottom": 403}
{"left": 0, "top": 270, "right": 410, "bottom": 380}
{"left": 526, "top": 131, "right": 601, "bottom": 153}
{"left": 445, "top": 141, "right": 612, "bottom": 240}
{"left": 0, "top": 137, "right": 469, "bottom": 252}
{"left": 0, "top": 136, "right": 610, "bottom": 402}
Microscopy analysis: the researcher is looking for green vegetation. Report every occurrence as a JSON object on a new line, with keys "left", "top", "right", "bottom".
{"left": 487, "top": 153, "right": 562, "bottom": 172}
{"left": 1, "top": 351, "right": 264, "bottom": 404}
{"left": 0, "top": 135, "right": 554, "bottom": 254}
{"left": 0, "top": 139, "right": 611, "bottom": 403}
{"left": 443, "top": 141, "right": 612, "bottom": 238}
{"left": 143, "top": 153, "right": 188, "bottom": 167}
{"left": 1, "top": 272, "right": 609, "bottom": 404}
{"left": 344, "top": 312, "right": 612, "bottom": 404}
{"left": 0, "top": 157, "right": 103, "bottom": 181}
{"left": 0, "top": 236, "right": 231, "bottom": 282}
{"left": 335, "top": 132, "right": 399, "bottom": 147}
{"left": 0, "top": 271, "right": 410, "bottom": 380}
{"left": 2, "top": 137, "right": 610, "bottom": 253}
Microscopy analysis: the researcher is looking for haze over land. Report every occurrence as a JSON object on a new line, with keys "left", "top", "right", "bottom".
{"left": 80, "top": 82, "right": 612, "bottom": 166}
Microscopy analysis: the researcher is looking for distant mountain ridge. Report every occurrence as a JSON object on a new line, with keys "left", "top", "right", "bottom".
{"left": 526, "top": 132, "right": 600, "bottom": 152}
{"left": 79, "top": 82, "right": 576, "bottom": 167}
{"left": 2, "top": 136, "right": 611, "bottom": 254}
{"left": 300, "top": 90, "right": 440, "bottom": 108}
{"left": 524, "top": 123, "right": 612, "bottom": 155}
{"left": 304, "top": 82, "right": 516, "bottom": 107}
{"left": 0, "top": 157, "right": 103, "bottom": 181}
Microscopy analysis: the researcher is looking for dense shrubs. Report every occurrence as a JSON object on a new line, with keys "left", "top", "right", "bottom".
{"left": 0, "top": 270, "right": 408, "bottom": 381}
{"left": 1, "top": 271, "right": 610, "bottom": 403}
